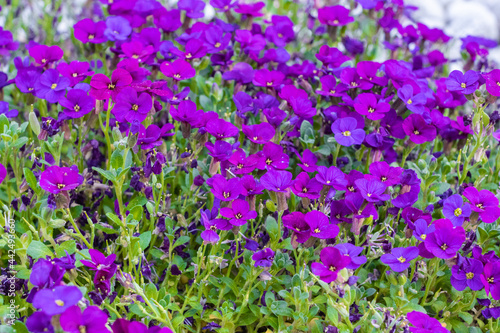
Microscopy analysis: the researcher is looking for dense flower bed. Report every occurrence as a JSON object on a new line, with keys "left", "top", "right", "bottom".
{"left": 1, "top": 0, "right": 500, "bottom": 332}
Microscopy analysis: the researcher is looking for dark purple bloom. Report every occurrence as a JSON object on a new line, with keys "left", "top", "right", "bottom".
{"left": 113, "top": 87, "right": 152, "bottom": 123}
{"left": 311, "top": 247, "right": 351, "bottom": 283}
{"left": 178, "top": 0, "right": 205, "bottom": 18}
{"left": 305, "top": 211, "right": 339, "bottom": 239}
{"left": 442, "top": 194, "right": 471, "bottom": 227}
{"left": 463, "top": 187, "right": 500, "bottom": 224}
{"left": 317, "top": 75, "right": 348, "bottom": 97}
{"left": 40, "top": 165, "right": 83, "bottom": 194}
{"left": 33, "top": 286, "right": 82, "bottom": 315}
{"left": 220, "top": 199, "right": 257, "bottom": 226}
{"left": 0, "top": 101, "right": 18, "bottom": 118}
{"left": 283, "top": 212, "right": 311, "bottom": 243}
{"left": 402, "top": 114, "right": 436, "bottom": 144}
{"left": 450, "top": 258, "right": 484, "bottom": 291}
{"left": 201, "top": 212, "right": 232, "bottom": 244}
{"left": 206, "top": 140, "right": 233, "bottom": 162}
{"left": 206, "top": 118, "right": 240, "bottom": 140}
{"left": 34, "top": 69, "right": 70, "bottom": 103}
{"left": 446, "top": 70, "right": 479, "bottom": 95}
{"left": 252, "top": 248, "right": 275, "bottom": 267}
{"left": 331, "top": 117, "right": 365, "bottom": 146}
{"left": 380, "top": 246, "right": 418, "bottom": 272}
{"left": 60, "top": 306, "right": 109, "bottom": 333}
{"left": 354, "top": 178, "right": 390, "bottom": 202}
{"left": 26, "top": 312, "right": 54, "bottom": 333}
{"left": 59, "top": 89, "right": 94, "bottom": 119}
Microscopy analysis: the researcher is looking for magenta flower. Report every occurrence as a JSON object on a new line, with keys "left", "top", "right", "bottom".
{"left": 317, "top": 75, "right": 348, "bottom": 97}
{"left": 297, "top": 149, "right": 318, "bottom": 173}
{"left": 315, "top": 166, "right": 347, "bottom": 190}
{"left": 171, "top": 39, "right": 207, "bottom": 60}
{"left": 331, "top": 117, "right": 365, "bottom": 146}
{"left": 354, "top": 178, "right": 390, "bottom": 202}
{"left": 311, "top": 247, "right": 351, "bottom": 283}
{"left": 242, "top": 123, "right": 275, "bottom": 144}
{"left": 90, "top": 69, "right": 133, "bottom": 100}
{"left": 160, "top": 59, "right": 196, "bottom": 81}
{"left": 318, "top": 5, "right": 354, "bottom": 26}
{"left": 0, "top": 163, "right": 5, "bottom": 185}
{"left": 113, "top": 87, "right": 153, "bottom": 123}
{"left": 170, "top": 100, "right": 203, "bottom": 126}
{"left": 291, "top": 172, "right": 323, "bottom": 200}
{"left": 33, "top": 286, "right": 82, "bottom": 315}
{"left": 402, "top": 114, "right": 436, "bottom": 144}
{"left": 257, "top": 142, "right": 289, "bottom": 170}
{"left": 34, "top": 69, "right": 70, "bottom": 103}
{"left": 305, "top": 211, "right": 339, "bottom": 239}
{"left": 463, "top": 187, "right": 500, "bottom": 223}
{"left": 424, "top": 219, "right": 465, "bottom": 259}
{"left": 206, "top": 118, "right": 240, "bottom": 140}
{"left": 481, "top": 262, "right": 500, "bottom": 300}
{"left": 380, "top": 246, "right": 418, "bottom": 272}
{"left": 57, "top": 61, "right": 94, "bottom": 86}
{"left": 445, "top": 70, "right": 479, "bottom": 95}
{"left": 60, "top": 306, "right": 109, "bottom": 333}
{"left": 59, "top": 89, "right": 95, "bottom": 119}
{"left": 208, "top": 174, "right": 243, "bottom": 201}
{"left": 252, "top": 248, "right": 275, "bottom": 267}
{"left": 484, "top": 69, "right": 500, "bottom": 96}
{"left": 81, "top": 249, "right": 116, "bottom": 271}
{"left": 340, "top": 68, "right": 373, "bottom": 90}
{"left": 283, "top": 212, "right": 311, "bottom": 243}
{"left": 407, "top": 311, "right": 450, "bottom": 333}
{"left": 442, "top": 194, "right": 471, "bottom": 227}
{"left": 228, "top": 149, "right": 259, "bottom": 174}
{"left": 353, "top": 93, "right": 390, "bottom": 120}
{"left": 234, "top": 2, "right": 265, "bottom": 17}
{"left": 74, "top": 19, "right": 107, "bottom": 44}
{"left": 40, "top": 165, "right": 83, "bottom": 194}
{"left": 220, "top": 199, "right": 258, "bottom": 226}
{"left": 201, "top": 210, "right": 232, "bottom": 244}
{"left": 315, "top": 46, "right": 350, "bottom": 67}
{"left": 356, "top": 61, "right": 388, "bottom": 86}
{"left": 260, "top": 169, "right": 293, "bottom": 193}
{"left": 334, "top": 243, "right": 367, "bottom": 269}
{"left": 252, "top": 69, "right": 285, "bottom": 88}
{"left": 367, "top": 161, "right": 402, "bottom": 187}
{"left": 206, "top": 140, "right": 233, "bottom": 162}
{"left": 29, "top": 45, "right": 63, "bottom": 66}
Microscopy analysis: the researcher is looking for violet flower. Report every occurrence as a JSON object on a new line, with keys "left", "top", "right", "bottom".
{"left": 450, "top": 258, "right": 484, "bottom": 291}
{"left": 208, "top": 174, "right": 243, "bottom": 201}
{"left": 252, "top": 69, "right": 285, "bottom": 88}
{"left": 220, "top": 199, "right": 257, "bottom": 226}
{"left": 402, "top": 114, "right": 437, "bottom": 144}
{"left": 315, "top": 166, "right": 348, "bottom": 190}
{"left": 59, "top": 89, "right": 95, "bottom": 119}
{"left": 33, "top": 286, "right": 82, "bottom": 315}
{"left": 291, "top": 172, "right": 323, "bottom": 200}
{"left": 60, "top": 305, "right": 109, "bottom": 333}
{"left": 353, "top": 93, "right": 390, "bottom": 121}
{"left": 305, "top": 211, "right": 339, "bottom": 239}
{"left": 90, "top": 69, "right": 133, "bottom": 100}
{"left": 331, "top": 117, "right": 365, "bottom": 146}
{"left": 252, "top": 248, "right": 275, "bottom": 267}
{"left": 242, "top": 123, "right": 275, "bottom": 144}
{"left": 39, "top": 165, "right": 83, "bottom": 194}
{"left": 354, "top": 178, "right": 390, "bottom": 202}
{"left": 442, "top": 194, "right": 471, "bottom": 227}
{"left": 160, "top": 59, "right": 196, "bottom": 81}
{"left": 424, "top": 219, "right": 465, "bottom": 259}
{"left": 74, "top": 18, "right": 107, "bottom": 44}
{"left": 29, "top": 45, "right": 63, "bottom": 66}
{"left": 318, "top": 5, "right": 354, "bottom": 26}
{"left": 445, "top": 70, "right": 479, "bottom": 95}
{"left": 463, "top": 187, "right": 500, "bottom": 223}
{"left": 283, "top": 212, "right": 311, "bottom": 243}
{"left": 380, "top": 246, "right": 418, "bottom": 272}
{"left": 407, "top": 311, "right": 450, "bottom": 333}
{"left": 26, "top": 312, "right": 54, "bottom": 333}
{"left": 481, "top": 262, "right": 500, "bottom": 300}
{"left": 104, "top": 16, "right": 132, "bottom": 41}
{"left": 113, "top": 87, "right": 153, "bottom": 123}
{"left": 334, "top": 243, "right": 367, "bottom": 270}
{"left": 34, "top": 69, "right": 70, "bottom": 103}
{"left": 260, "top": 169, "right": 293, "bottom": 193}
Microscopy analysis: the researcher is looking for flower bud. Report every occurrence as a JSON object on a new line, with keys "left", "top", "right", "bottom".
{"left": 29, "top": 111, "right": 41, "bottom": 136}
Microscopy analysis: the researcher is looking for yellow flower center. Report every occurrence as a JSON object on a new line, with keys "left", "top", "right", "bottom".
{"left": 342, "top": 130, "right": 351, "bottom": 136}
{"left": 454, "top": 208, "right": 462, "bottom": 217}
{"left": 174, "top": 74, "right": 181, "bottom": 79}
{"left": 223, "top": 192, "right": 230, "bottom": 198}
{"left": 186, "top": 53, "right": 192, "bottom": 59}
{"left": 466, "top": 272, "right": 474, "bottom": 279}
{"left": 266, "top": 81, "right": 273, "bottom": 86}
{"left": 421, "top": 234, "right": 427, "bottom": 240}
{"left": 314, "top": 228, "right": 321, "bottom": 233}
{"left": 397, "top": 256, "right": 406, "bottom": 263}
{"left": 215, "top": 42, "right": 221, "bottom": 48}
{"left": 55, "top": 299, "right": 65, "bottom": 306}
{"left": 235, "top": 213, "right": 242, "bottom": 219}
{"left": 132, "top": 104, "right": 139, "bottom": 111}
{"left": 51, "top": 83, "right": 57, "bottom": 89}
{"left": 57, "top": 184, "right": 66, "bottom": 189}
{"left": 74, "top": 105, "right": 81, "bottom": 112}
{"left": 108, "top": 83, "right": 115, "bottom": 90}
{"left": 88, "top": 34, "right": 95, "bottom": 40}
{"left": 72, "top": 73, "right": 78, "bottom": 77}
{"left": 461, "top": 83, "right": 466, "bottom": 88}
{"left": 440, "top": 243, "right": 448, "bottom": 250}
{"left": 368, "top": 107, "right": 375, "bottom": 113}
{"left": 413, "top": 130, "right": 420, "bottom": 135}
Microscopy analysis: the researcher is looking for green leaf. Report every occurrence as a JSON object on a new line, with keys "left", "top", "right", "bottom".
{"left": 129, "top": 205, "right": 143, "bottom": 221}
{"left": 458, "top": 312, "right": 473, "bottom": 325}
{"left": 265, "top": 216, "right": 279, "bottom": 242}
{"left": 93, "top": 167, "right": 116, "bottom": 182}
{"left": 110, "top": 150, "right": 124, "bottom": 170}
{"left": 27, "top": 241, "right": 53, "bottom": 259}
{"left": 173, "top": 235, "right": 190, "bottom": 249}
{"left": 139, "top": 231, "right": 152, "bottom": 250}
{"left": 56, "top": 240, "right": 76, "bottom": 257}
{"left": 94, "top": 223, "right": 119, "bottom": 234}
{"left": 145, "top": 283, "right": 158, "bottom": 300}
{"left": 270, "top": 300, "right": 293, "bottom": 317}
{"left": 23, "top": 168, "right": 41, "bottom": 195}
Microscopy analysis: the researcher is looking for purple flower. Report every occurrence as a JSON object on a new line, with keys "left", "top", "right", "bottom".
{"left": 201, "top": 211, "right": 232, "bottom": 244}
{"left": 206, "top": 118, "right": 240, "bottom": 140}
{"left": 380, "top": 246, "right": 418, "bottom": 272}
{"left": 260, "top": 169, "right": 293, "bottom": 193}
{"left": 242, "top": 123, "right": 275, "bottom": 144}
{"left": 257, "top": 142, "right": 289, "bottom": 170}
{"left": 40, "top": 165, "right": 83, "bottom": 194}
{"left": 90, "top": 69, "right": 133, "bottom": 100}
{"left": 442, "top": 194, "right": 471, "bottom": 227}
{"left": 228, "top": 149, "right": 259, "bottom": 174}
{"left": 204, "top": 25, "right": 232, "bottom": 53}
{"left": 59, "top": 89, "right": 95, "bottom": 119}
{"left": 60, "top": 306, "right": 109, "bottom": 333}
{"left": 318, "top": 5, "right": 354, "bottom": 26}
{"left": 208, "top": 174, "right": 243, "bottom": 201}
{"left": 160, "top": 59, "right": 196, "bottom": 81}
{"left": 445, "top": 70, "right": 479, "bottom": 95}
{"left": 317, "top": 75, "right": 348, "bottom": 97}
{"left": 252, "top": 248, "right": 275, "bottom": 267}
{"left": 354, "top": 178, "right": 390, "bottom": 202}
{"left": 26, "top": 312, "right": 54, "bottom": 333}
{"left": 305, "top": 211, "right": 339, "bottom": 239}
{"left": 334, "top": 243, "right": 367, "bottom": 270}
{"left": 33, "top": 286, "right": 82, "bottom": 315}
{"left": 402, "top": 114, "right": 437, "bottom": 144}
{"left": 413, "top": 219, "right": 435, "bottom": 242}
{"left": 356, "top": 61, "right": 388, "bottom": 87}
{"left": 57, "top": 61, "right": 94, "bottom": 87}
{"left": 482, "top": 262, "right": 500, "bottom": 300}
{"left": 407, "top": 311, "right": 450, "bottom": 333}
{"left": 223, "top": 63, "right": 255, "bottom": 84}
{"left": 171, "top": 39, "right": 207, "bottom": 60}
{"left": 450, "top": 258, "right": 484, "bottom": 291}
{"left": 340, "top": 68, "right": 373, "bottom": 90}
{"left": 315, "top": 166, "right": 347, "bottom": 190}
{"left": 206, "top": 140, "right": 233, "bottom": 162}
{"left": 283, "top": 212, "right": 311, "bottom": 243}
{"left": 234, "top": 2, "right": 265, "bottom": 17}
{"left": 424, "top": 219, "right": 465, "bottom": 259}
{"left": 484, "top": 69, "right": 500, "bottom": 97}
{"left": 463, "top": 187, "right": 500, "bottom": 224}
{"left": 220, "top": 199, "right": 257, "bottom": 226}
{"left": 170, "top": 100, "right": 203, "bottom": 126}
{"left": 113, "top": 87, "right": 153, "bottom": 123}
{"left": 104, "top": 16, "right": 132, "bottom": 41}
{"left": 353, "top": 93, "right": 390, "bottom": 120}
{"left": 331, "top": 117, "right": 365, "bottom": 146}
{"left": 34, "top": 69, "right": 70, "bottom": 103}
{"left": 80, "top": 249, "right": 116, "bottom": 272}
{"left": 15, "top": 69, "right": 41, "bottom": 94}
{"left": 29, "top": 45, "right": 63, "bottom": 66}
{"left": 311, "top": 247, "right": 351, "bottom": 283}
{"left": 367, "top": 161, "right": 402, "bottom": 187}
{"left": 0, "top": 163, "right": 5, "bottom": 185}
{"left": 297, "top": 149, "right": 317, "bottom": 173}
{"left": 0, "top": 101, "right": 18, "bottom": 118}
{"left": 291, "top": 172, "right": 323, "bottom": 200}
{"left": 397, "top": 84, "right": 428, "bottom": 115}
{"left": 315, "top": 46, "right": 350, "bottom": 67}
{"left": 178, "top": 0, "right": 205, "bottom": 18}
{"left": 252, "top": 69, "right": 285, "bottom": 88}
{"left": 74, "top": 18, "right": 107, "bottom": 44}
